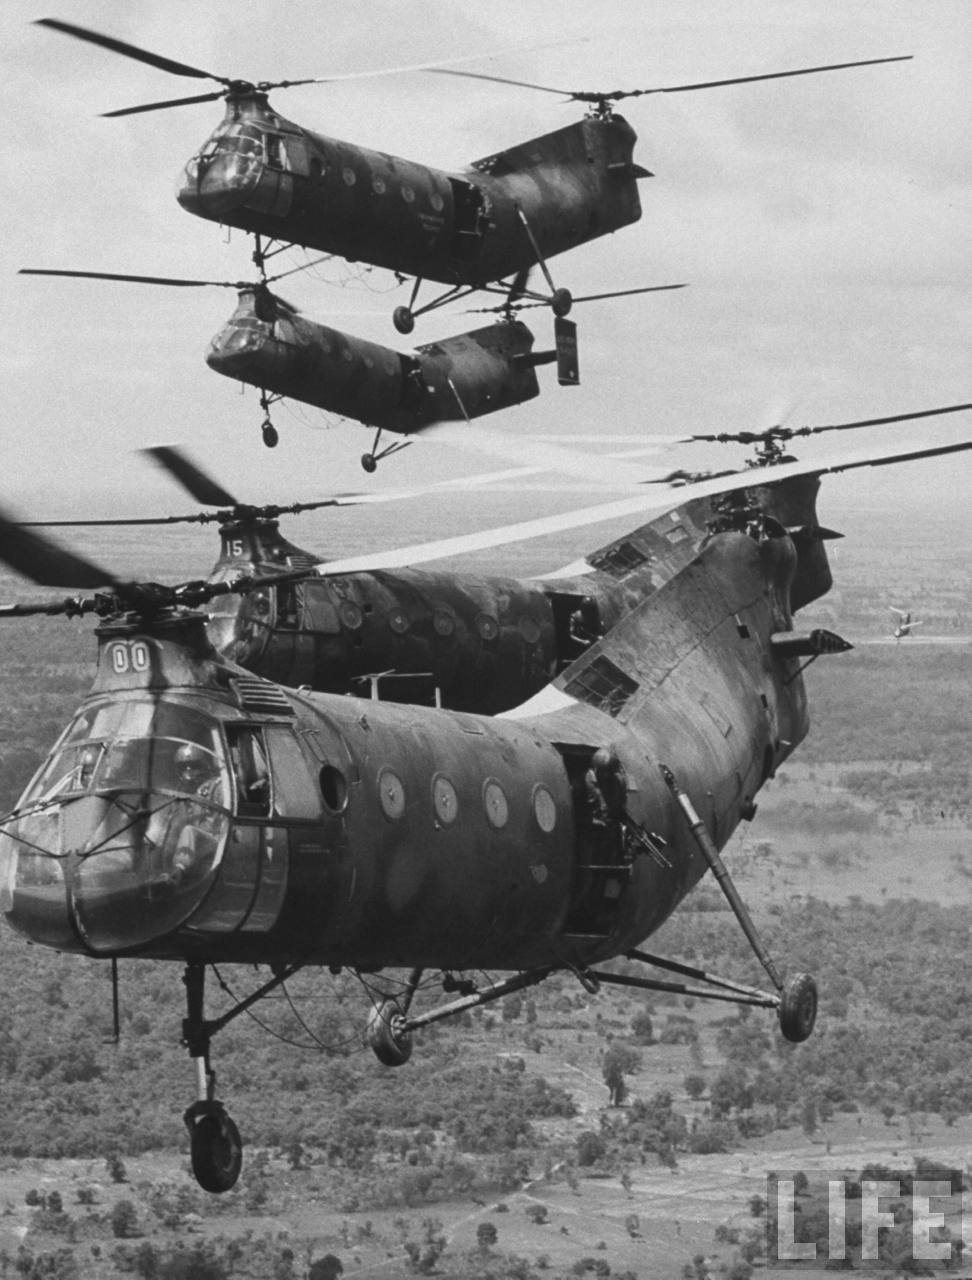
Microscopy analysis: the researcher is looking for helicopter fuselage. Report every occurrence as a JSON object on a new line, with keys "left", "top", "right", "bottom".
{"left": 206, "top": 293, "right": 546, "bottom": 431}
{"left": 177, "top": 94, "right": 646, "bottom": 285}
{"left": 0, "top": 521, "right": 807, "bottom": 974}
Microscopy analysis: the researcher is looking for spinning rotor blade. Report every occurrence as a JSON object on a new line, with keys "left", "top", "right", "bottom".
{"left": 37, "top": 17, "right": 575, "bottom": 117}
{"left": 144, "top": 446, "right": 239, "bottom": 508}
{"left": 0, "top": 507, "right": 120, "bottom": 590}
{"left": 20, "top": 268, "right": 244, "bottom": 290}
{"left": 34, "top": 18, "right": 223, "bottom": 81}
{"left": 430, "top": 55, "right": 912, "bottom": 105}
{"left": 692, "top": 401, "right": 972, "bottom": 445}
{"left": 314, "top": 435, "right": 972, "bottom": 578}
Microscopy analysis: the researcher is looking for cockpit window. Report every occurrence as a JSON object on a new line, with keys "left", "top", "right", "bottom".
{"left": 24, "top": 701, "right": 229, "bottom": 809}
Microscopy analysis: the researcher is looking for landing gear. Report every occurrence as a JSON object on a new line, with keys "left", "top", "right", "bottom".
{"left": 181, "top": 961, "right": 304, "bottom": 1193}
{"left": 360, "top": 426, "right": 412, "bottom": 472}
{"left": 778, "top": 971, "right": 818, "bottom": 1043}
{"left": 185, "top": 1101, "right": 242, "bottom": 1194}
{"left": 393, "top": 305, "right": 415, "bottom": 335}
{"left": 366, "top": 999, "right": 413, "bottom": 1066}
{"left": 259, "top": 390, "right": 279, "bottom": 448}
{"left": 659, "top": 765, "right": 818, "bottom": 1043}
{"left": 551, "top": 286, "right": 573, "bottom": 318}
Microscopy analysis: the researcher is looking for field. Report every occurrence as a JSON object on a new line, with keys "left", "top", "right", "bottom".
{"left": 0, "top": 490, "right": 968, "bottom": 1279}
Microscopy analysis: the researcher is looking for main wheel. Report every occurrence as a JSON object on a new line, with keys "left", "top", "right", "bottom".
{"left": 778, "top": 972, "right": 818, "bottom": 1043}
{"left": 551, "top": 287, "right": 573, "bottom": 318}
{"left": 361, "top": 453, "right": 378, "bottom": 473}
{"left": 262, "top": 423, "right": 279, "bottom": 448}
{"left": 186, "top": 1103, "right": 243, "bottom": 1194}
{"left": 366, "top": 998, "right": 413, "bottom": 1066}
{"left": 393, "top": 305, "right": 415, "bottom": 335}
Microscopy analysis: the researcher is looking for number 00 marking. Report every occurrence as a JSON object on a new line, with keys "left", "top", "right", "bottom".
{"left": 109, "top": 640, "right": 151, "bottom": 674}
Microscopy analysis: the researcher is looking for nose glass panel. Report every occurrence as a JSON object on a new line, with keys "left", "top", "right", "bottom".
{"left": 0, "top": 699, "right": 232, "bottom": 952}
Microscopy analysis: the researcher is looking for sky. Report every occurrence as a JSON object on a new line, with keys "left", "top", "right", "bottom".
{"left": 0, "top": 0, "right": 969, "bottom": 549}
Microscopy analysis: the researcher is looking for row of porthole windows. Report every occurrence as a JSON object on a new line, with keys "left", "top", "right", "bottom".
{"left": 327, "top": 603, "right": 544, "bottom": 644}
{"left": 318, "top": 761, "right": 557, "bottom": 834}
{"left": 336, "top": 165, "right": 446, "bottom": 212}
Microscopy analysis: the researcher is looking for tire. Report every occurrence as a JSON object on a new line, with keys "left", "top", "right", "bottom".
{"left": 393, "top": 306, "right": 415, "bottom": 335}
{"left": 187, "top": 1106, "right": 243, "bottom": 1193}
{"left": 361, "top": 453, "right": 377, "bottom": 473}
{"left": 366, "top": 998, "right": 413, "bottom": 1067}
{"left": 551, "top": 287, "right": 573, "bottom": 318}
{"left": 778, "top": 972, "right": 818, "bottom": 1043}
{"left": 262, "top": 423, "right": 279, "bottom": 448}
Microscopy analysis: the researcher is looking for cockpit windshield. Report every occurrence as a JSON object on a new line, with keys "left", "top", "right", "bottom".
{"left": 0, "top": 700, "right": 233, "bottom": 952}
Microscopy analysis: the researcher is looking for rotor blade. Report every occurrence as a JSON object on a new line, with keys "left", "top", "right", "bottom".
{"left": 20, "top": 268, "right": 241, "bottom": 289}
{"left": 511, "top": 284, "right": 687, "bottom": 310}
{"left": 625, "top": 55, "right": 913, "bottom": 99}
{"left": 430, "top": 55, "right": 912, "bottom": 104}
{"left": 0, "top": 507, "right": 120, "bottom": 589}
{"left": 413, "top": 421, "right": 676, "bottom": 490}
{"left": 314, "top": 435, "right": 972, "bottom": 577}
{"left": 426, "top": 68, "right": 573, "bottom": 97}
{"left": 793, "top": 402, "right": 972, "bottom": 436}
{"left": 35, "top": 18, "right": 223, "bottom": 82}
{"left": 0, "top": 598, "right": 93, "bottom": 618}
{"left": 692, "top": 401, "right": 972, "bottom": 444}
{"left": 102, "top": 90, "right": 228, "bottom": 118}
{"left": 143, "top": 446, "right": 240, "bottom": 509}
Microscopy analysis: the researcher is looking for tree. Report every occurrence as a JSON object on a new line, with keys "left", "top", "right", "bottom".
{"left": 576, "top": 1131, "right": 606, "bottom": 1167}
{"left": 630, "top": 1009, "right": 654, "bottom": 1044}
{"left": 684, "top": 1074, "right": 706, "bottom": 1100}
{"left": 110, "top": 1199, "right": 139, "bottom": 1239}
{"left": 602, "top": 1042, "right": 640, "bottom": 1106}
{"left": 309, "top": 1257, "right": 344, "bottom": 1280}
{"left": 476, "top": 1222, "right": 498, "bottom": 1253}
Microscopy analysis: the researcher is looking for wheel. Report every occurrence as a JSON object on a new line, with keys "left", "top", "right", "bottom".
{"left": 366, "top": 998, "right": 413, "bottom": 1066}
{"left": 185, "top": 1102, "right": 243, "bottom": 1193}
{"left": 361, "top": 453, "right": 377, "bottom": 473}
{"left": 393, "top": 305, "right": 415, "bottom": 335}
{"left": 778, "top": 972, "right": 818, "bottom": 1043}
{"left": 262, "top": 423, "right": 279, "bottom": 448}
{"left": 551, "top": 287, "right": 573, "bottom": 318}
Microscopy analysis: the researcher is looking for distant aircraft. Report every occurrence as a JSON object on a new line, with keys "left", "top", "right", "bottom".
{"left": 890, "top": 606, "right": 923, "bottom": 641}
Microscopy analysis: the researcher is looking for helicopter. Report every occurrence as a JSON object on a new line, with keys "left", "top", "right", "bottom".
{"left": 19, "top": 266, "right": 683, "bottom": 456}
{"left": 890, "top": 606, "right": 923, "bottom": 641}
{"left": 20, "top": 400, "right": 967, "bottom": 716}
{"left": 35, "top": 17, "right": 911, "bottom": 333}
{"left": 0, "top": 429, "right": 969, "bottom": 1194}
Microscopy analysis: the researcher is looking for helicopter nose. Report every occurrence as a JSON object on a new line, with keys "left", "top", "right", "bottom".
{"left": 206, "top": 320, "right": 269, "bottom": 378}
{"left": 0, "top": 793, "right": 228, "bottom": 954}
{"left": 177, "top": 149, "right": 261, "bottom": 219}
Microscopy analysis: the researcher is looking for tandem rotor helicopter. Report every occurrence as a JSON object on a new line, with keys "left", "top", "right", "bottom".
{"left": 0, "top": 422, "right": 969, "bottom": 1194}
{"left": 35, "top": 17, "right": 911, "bottom": 336}
{"left": 19, "top": 265, "right": 684, "bottom": 457}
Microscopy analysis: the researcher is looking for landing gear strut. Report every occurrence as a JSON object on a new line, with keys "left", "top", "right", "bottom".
{"left": 660, "top": 765, "right": 818, "bottom": 1042}
{"left": 181, "top": 961, "right": 304, "bottom": 1192}
{"left": 361, "top": 426, "right": 412, "bottom": 472}
{"left": 259, "top": 391, "right": 279, "bottom": 449}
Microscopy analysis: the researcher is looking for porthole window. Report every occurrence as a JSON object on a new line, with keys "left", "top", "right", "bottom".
{"left": 342, "top": 166, "right": 357, "bottom": 186}
{"left": 483, "top": 779, "right": 509, "bottom": 829}
{"left": 519, "top": 616, "right": 541, "bottom": 645}
{"left": 429, "top": 191, "right": 445, "bottom": 212}
{"left": 320, "top": 764, "right": 348, "bottom": 813}
{"left": 339, "top": 602, "right": 363, "bottom": 630}
{"left": 433, "top": 608, "right": 456, "bottom": 637}
{"left": 476, "top": 613, "right": 499, "bottom": 641}
{"left": 388, "top": 608, "right": 410, "bottom": 635}
{"left": 432, "top": 774, "right": 458, "bottom": 826}
{"left": 532, "top": 783, "right": 557, "bottom": 833}
{"left": 401, "top": 183, "right": 415, "bottom": 203}
{"left": 372, "top": 175, "right": 387, "bottom": 194}
{"left": 378, "top": 767, "right": 406, "bottom": 820}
